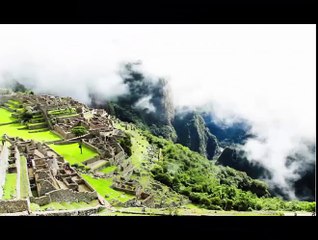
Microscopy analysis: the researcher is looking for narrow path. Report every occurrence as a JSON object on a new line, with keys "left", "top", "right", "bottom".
{"left": 15, "top": 146, "right": 21, "bottom": 199}
{"left": 0, "top": 142, "right": 9, "bottom": 199}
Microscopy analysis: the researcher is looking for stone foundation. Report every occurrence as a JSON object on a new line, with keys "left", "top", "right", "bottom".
{"left": 0, "top": 199, "right": 29, "bottom": 213}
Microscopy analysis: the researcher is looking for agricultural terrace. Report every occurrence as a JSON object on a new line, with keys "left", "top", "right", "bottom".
{"left": 0, "top": 108, "right": 61, "bottom": 142}
{"left": 49, "top": 143, "right": 98, "bottom": 166}
{"left": 19, "top": 156, "right": 30, "bottom": 199}
{"left": 2, "top": 173, "right": 17, "bottom": 200}
{"left": 0, "top": 108, "right": 16, "bottom": 123}
{"left": 82, "top": 174, "right": 134, "bottom": 204}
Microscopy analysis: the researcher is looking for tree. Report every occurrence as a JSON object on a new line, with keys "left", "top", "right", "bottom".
{"left": 71, "top": 126, "right": 88, "bottom": 137}
{"left": 20, "top": 110, "right": 33, "bottom": 123}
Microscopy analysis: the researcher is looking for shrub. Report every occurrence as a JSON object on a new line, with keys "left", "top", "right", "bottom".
{"left": 71, "top": 126, "right": 88, "bottom": 137}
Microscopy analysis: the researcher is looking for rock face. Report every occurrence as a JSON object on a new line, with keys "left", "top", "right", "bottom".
{"left": 217, "top": 147, "right": 272, "bottom": 179}
{"left": 173, "top": 111, "right": 219, "bottom": 160}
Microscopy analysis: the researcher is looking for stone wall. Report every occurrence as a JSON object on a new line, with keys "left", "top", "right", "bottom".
{"left": 0, "top": 95, "right": 12, "bottom": 105}
{"left": 53, "top": 125, "right": 74, "bottom": 139}
{"left": 0, "top": 143, "right": 9, "bottom": 198}
{"left": 82, "top": 141, "right": 102, "bottom": 154}
{"left": 111, "top": 151, "right": 126, "bottom": 165}
{"left": 0, "top": 199, "right": 29, "bottom": 213}
{"left": 82, "top": 156, "right": 101, "bottom": 165}
{"left": 142, "top": 195, "right": 155, "bottom": 208}
{"left": 48, "top": 189, "right": 98, "bottom": 203}
{"left": 30, "top": 189, "right": 98, "bottom": 206}
{"left": 31, "top": 205, "right": 104, "bottom": 216}
{"left": 30, "top": 195, "right": 50, "bottom": 205}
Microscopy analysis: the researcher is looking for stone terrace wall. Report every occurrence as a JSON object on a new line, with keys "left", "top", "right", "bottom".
{"left": 82, "top": 141, "right": 102, "bottom": 154}
{"left": 53, "top": 125, "right": 75, "bottom": 139}
{"left": 30, "top": 195, "right": 50, "bottom": 206}
{"left": 48, "top": 189, "right": 97, "bottom": 203}
{"left": 0, "top": 95, "right": 14, "bottom": 105}
{"left": 82, "top": 156, "right": 101, "bottom": 165}
{"left": 0, "top": 199, "right": 29, "bottom": 213}
{"left": 30, "top": 189, "right": 98, "bottom": 206}
{"left": 31, "top": 205, "right": 104, "bottom": 216}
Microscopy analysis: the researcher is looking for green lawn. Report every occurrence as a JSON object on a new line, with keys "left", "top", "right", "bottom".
{"left": 3, "top": 173, "right": 17, "bottom": 200}
{"left": 49, "top": 143, "right": 98, "bottom": 166}
{"left": 0, "top": 123, "right": 60, "bottom": 142}
{"left": 20, "top": 156, "right": 30, "bottom": 199}
{"left": 100, "top": 166, "right": 117, "bottom": 174}
{"left": 8, "top": 99, "right": 21, "bottom": 104}
{"left": 82, "top": 174, "right": 134, "bottom": 203}
{"left": 0, "top": 108, "right": 16, "bottom": 123}
{"left": 30, "top": 199, "right": 100, "bottom": 211}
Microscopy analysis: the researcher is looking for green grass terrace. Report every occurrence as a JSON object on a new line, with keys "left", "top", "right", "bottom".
{"left": 0, "top": 108, "right": 17, "bottom": 124}
{"left": 2, "top": 173, "right": 17, "bottom": 200}
{"left": 82, "top": 174, "right": 135, "bottom": 204}
{"left": 0, "top": 107, "right": 61, "bottom": 142}
{"left": 48, "top": 143, "right": 98, "bottom": 167}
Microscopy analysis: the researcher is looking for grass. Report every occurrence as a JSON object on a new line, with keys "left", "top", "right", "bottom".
{"left": 98, "top": 210, "right": 147, "bottom": 216}
{"left": 30, "top": 199, "right": 100, "bottom": 211}
{"left": 55, "top": 113, "right": 79, "bottom": 119}
{"left": 8, "top": 99, "right": 21, "bottom": 105}
{"left": 115, "top": 123, "right": 150, "bottom": 168}
{"left": 0, "top": 108, "right": 61, "bottom": 142}
{"left": 20, "top": 156, "right": 30, "bottom": 199}
{"left": 81, "top": 174, "right": 134, "bottom": 203}
{"left": 49, "top": 143, "right": 98, "bottom": 166}
{"left": 0, "top": 108, "right": 16, "bottom": 123}
{"left": 27, "top": 122, "right": 47, "bottom": 127}
{"left": 112, "top": 206, "right": 284, "bottom": 216}
{"left": 0, "top": 123, "right": 60, "bottom": 142}
{"left": 100, "top": 166, "right": 117, "bottom": 174}
{"left": 2, "top": 173, "right": 17, "bottom": 200}
{"left": 48, "top": 108, "right": 76, "bottom": 116}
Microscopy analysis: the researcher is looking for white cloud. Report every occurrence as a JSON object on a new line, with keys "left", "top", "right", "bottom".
{"left": 134, "top": 96, "right": 156, "bottom": 112}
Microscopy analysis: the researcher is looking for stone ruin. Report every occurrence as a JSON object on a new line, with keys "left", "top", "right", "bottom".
{"left": 83, "top": 131, "right": 126, "bottom": 166}
{"left": 12, "top": 139, "right": 99, "bottom": 206}
{"left": 111, "top": 177, "right": 154, "bottom": 208}
{"left": 53, "top": 117, "right": 88, "bottom": 139}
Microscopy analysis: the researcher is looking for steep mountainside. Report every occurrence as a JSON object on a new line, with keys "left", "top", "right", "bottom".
{"left": 90, "top": 62, "right": 177, "bottom": 141}
{"left": 217, "top": 147, "right": 272, "bottom": 180}
{"left": 217, "top": 147, "right": 316, "bottom": 201}
{"left": 90, "top": 63, "right": 222, "bottom": 160}
{"left": 172, "top": 111, "right": 220, "bottom": 160}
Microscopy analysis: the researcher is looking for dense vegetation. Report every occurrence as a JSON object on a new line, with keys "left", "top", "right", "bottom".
{"left": 144, "top": 131, "right": 315, "bottom": 212}
{"left": 71, "top": 126, "right": 88, "bottom": 137}
{"left": 117, "top": 132, "right": 133, "bottom": 156}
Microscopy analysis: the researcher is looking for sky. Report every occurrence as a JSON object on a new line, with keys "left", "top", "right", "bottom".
{"left": 0, "top": 24, "right": 315, "bottom": 198}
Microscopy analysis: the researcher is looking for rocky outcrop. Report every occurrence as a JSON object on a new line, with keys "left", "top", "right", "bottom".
{"left": 173, "top": 111, "right": 220, "bottom": 159}
{"left": 217, "top": 147, "right": 272, "bottom": 179}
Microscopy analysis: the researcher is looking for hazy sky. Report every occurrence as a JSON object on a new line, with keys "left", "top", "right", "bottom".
{"left": 0, "top": 24, "right": 315, "bottom": 198}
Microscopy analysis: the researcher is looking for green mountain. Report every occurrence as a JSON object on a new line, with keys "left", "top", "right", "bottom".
{"left": 173, "top": 111, "right": 220, "bottom": 160}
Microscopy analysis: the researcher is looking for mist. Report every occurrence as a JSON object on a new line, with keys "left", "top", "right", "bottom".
{"left": 0, "top": 24, "right": 315, "bottom": 199}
